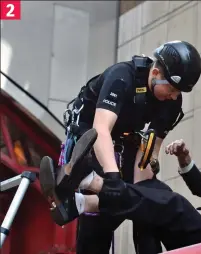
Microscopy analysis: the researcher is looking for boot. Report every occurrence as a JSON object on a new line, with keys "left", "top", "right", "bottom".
{"left": 39, "top": 128, "right": 98, "bottom": 225}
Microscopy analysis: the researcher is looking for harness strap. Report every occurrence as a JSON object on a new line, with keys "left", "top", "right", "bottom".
{"left": 171, "top": 110, "right": 184, "bottom": 130}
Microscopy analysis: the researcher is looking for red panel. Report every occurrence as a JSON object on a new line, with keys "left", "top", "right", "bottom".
{"left": 0, "top": 153, "right": 41, "bottom": 192}
{"left": 1, "top": 106, "right": 59, "bottom": 161}
{"left": 1, "top": 115, "right": 17, "bottom": 162}
{"left": 1, "top": 153, "right": 21, "bottom": 173}
{"left": 54, "top": 220, "right": 77, "bottom": 253}
{"left": 0, "top": 97, "right": 77, "bottom": 253}
{"left": 162, "top": 243, "right": 201, "bottom": 254}
{"left": 9, "top": 187, "right": 55, "bottom": 254}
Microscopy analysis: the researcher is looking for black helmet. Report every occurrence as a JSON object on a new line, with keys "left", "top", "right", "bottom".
{"left": 153, "top": 41, "right": 201, "bottom": 92}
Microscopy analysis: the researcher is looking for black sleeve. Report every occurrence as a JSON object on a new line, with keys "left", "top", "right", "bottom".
{"left": 181, "top": 164, "right": 201, "bottom": 197}
{"left": 96, "top": 63, "right": 133, "bottom": 116}
{"left": 149, "top": 94, "right": 183, "bottom": 139}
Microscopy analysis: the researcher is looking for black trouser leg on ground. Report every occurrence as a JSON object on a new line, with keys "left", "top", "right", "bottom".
{"left": 75, "top": 142, "right": 122, "bottom": 254}
{"left": 76, "top": 213, "right": 124, "bottom": 254}
{"left": 99, "top": 178, "right": 201, "bottom": 251}
{"left": 75, "top": 126, "right": 125, "bottom": 254}
{"left": 122, "top": 142, "right": 163, "bottom": 254}
{"left": 133, "top": 227, "right": 162, "bottom": 254}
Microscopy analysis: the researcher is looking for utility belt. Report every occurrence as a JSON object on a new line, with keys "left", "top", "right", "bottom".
{"left": 113, "top": 130, "right": 159, "bottom": 177}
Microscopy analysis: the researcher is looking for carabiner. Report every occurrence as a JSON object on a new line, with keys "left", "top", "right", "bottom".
{"left": 63, "top": 109, "right": 72, "bottom": 128}
{"left": 73, "top": 103, "right": 84, "bottom": 115}
{"left": 71, "top": 99, "right": 84, "bottom": 126}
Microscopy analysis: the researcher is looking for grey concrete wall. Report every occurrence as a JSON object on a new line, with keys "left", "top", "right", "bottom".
{"left": 115, "top": 1, "right": 201, "bottom": 253}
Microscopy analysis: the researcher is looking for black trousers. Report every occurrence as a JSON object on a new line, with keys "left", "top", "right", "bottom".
{"left": 76, "top": 213, "right": 123, "bottom": 254}
{"left": 77, "top": 212, "right": 163, "bottom": 254}
{"left": 99, "top": 178, "right": 201, "bottom": 251}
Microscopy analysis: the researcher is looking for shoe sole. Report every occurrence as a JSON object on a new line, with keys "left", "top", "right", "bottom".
{"left": 39, "top": 128, "right": 97, "bottom": 224}
{"left": 39, "top": 156, "right": 63, "bottom": 207}
{"left": 64, "top": 128, "right": 98, "bottom": 193}
{"left": 39, "top": 156, "right": 70, "bottom": 224}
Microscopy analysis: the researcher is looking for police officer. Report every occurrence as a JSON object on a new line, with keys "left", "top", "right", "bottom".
{"left": 166, "top": 139, "right": 201, "bottom": 197}
{"left": 40, "top": 41, "right": 201, "bottom": 254}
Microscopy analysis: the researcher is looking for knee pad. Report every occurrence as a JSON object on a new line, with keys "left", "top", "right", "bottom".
{"left": 98, "top": 178, "right": 128, "bottom": 212}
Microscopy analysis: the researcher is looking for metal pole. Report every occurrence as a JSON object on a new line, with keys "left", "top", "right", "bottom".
{"left": 0, "top": 175, "right": 22, "bottom": 192}
{"left": 0, "top": 177, "right": 30, "bottom": 248}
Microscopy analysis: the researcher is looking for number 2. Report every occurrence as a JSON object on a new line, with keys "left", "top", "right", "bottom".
{"left": 6, "top": 4, "right": 15, "bottom": 17}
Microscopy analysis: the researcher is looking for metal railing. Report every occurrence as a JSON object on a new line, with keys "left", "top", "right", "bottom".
{"left": 1, "top": 70, "right": 65, "bottom": 140}
{"left": 1, "top": 70, "right": 64, "bottom": 128}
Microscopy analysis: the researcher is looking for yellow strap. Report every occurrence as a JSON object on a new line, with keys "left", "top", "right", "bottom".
{"left": 140, "top": 132, "right": 155, "bottom": 171}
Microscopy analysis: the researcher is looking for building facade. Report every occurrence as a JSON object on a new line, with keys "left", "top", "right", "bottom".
{"left": 1, "top": 1, "right": 201, "bottom": 253}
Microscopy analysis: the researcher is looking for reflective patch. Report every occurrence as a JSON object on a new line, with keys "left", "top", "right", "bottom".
{"left": 103, "top": 99, "right": 116, "bottom": 107}
{"left": 171, "top": 75, "right": 181, "bottom": 84}
{"left": 110, "top": 92, "right": 117, "bottom": 98}
{"left": 136, "top": 87, "right": 147, "bottom": 93}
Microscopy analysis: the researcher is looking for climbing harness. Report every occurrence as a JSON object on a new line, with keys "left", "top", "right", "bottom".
{"left": 58, "top": 92, "right": 84, "bottom": 167}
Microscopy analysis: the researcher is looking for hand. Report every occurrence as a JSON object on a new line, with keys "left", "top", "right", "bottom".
{"left": 165, "top": 139, "right": 189, "bottom": 157}
{"left": 165, "top": 139, "right": 192, "bottom": 168}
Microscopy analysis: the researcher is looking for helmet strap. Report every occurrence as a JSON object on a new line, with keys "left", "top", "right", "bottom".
{"left": 151, "top": 78, "right": 170, "bottom": 95}
{"left": 150, "top": 78, "right": 158, "bottom": 96}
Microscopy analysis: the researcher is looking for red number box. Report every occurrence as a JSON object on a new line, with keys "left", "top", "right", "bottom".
{"left": 1, "top": 1, "right": 21, "bottom": 20}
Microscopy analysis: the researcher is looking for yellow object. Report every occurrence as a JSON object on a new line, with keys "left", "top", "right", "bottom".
{"left": 140, "top": 132, "right": 155, "bottom": 171}
{"left": 136, "top": 87, "right": 147, "bottom": 93}
{"left": 14, "top": 141, "right": 27, "bottom": 165}
{"left": 123, "top": 132, "right": 129, "bottom": 136}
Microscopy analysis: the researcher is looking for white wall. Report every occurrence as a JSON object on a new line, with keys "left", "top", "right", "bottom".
{"left": 1, "top": 1, "right": 53, "bottom": 105}
{"left": 116, "top": 1, "right": 201, "bottom": 253}
{"left": 87, "top": 18, "right": 117, "bottom": 79}
{"left": 1, "top": 0, "right": 118, "bottom": 133}
{"left": 48, "top": 5, "right": 90, "bottom": 107}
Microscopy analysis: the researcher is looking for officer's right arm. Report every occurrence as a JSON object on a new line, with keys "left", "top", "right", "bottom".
{"left": 92, "top": 64, "right": 132, "bottom": 173}
{"left": 93, "top": 109, "right": 118, "bottom": 171}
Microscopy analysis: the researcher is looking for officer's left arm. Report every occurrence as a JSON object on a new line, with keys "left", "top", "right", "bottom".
{"left": 152, "top": 137, "right": 163, "bottom": 159}
{"left": 134, "top": 95, "right": 183, "bottom": 183}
